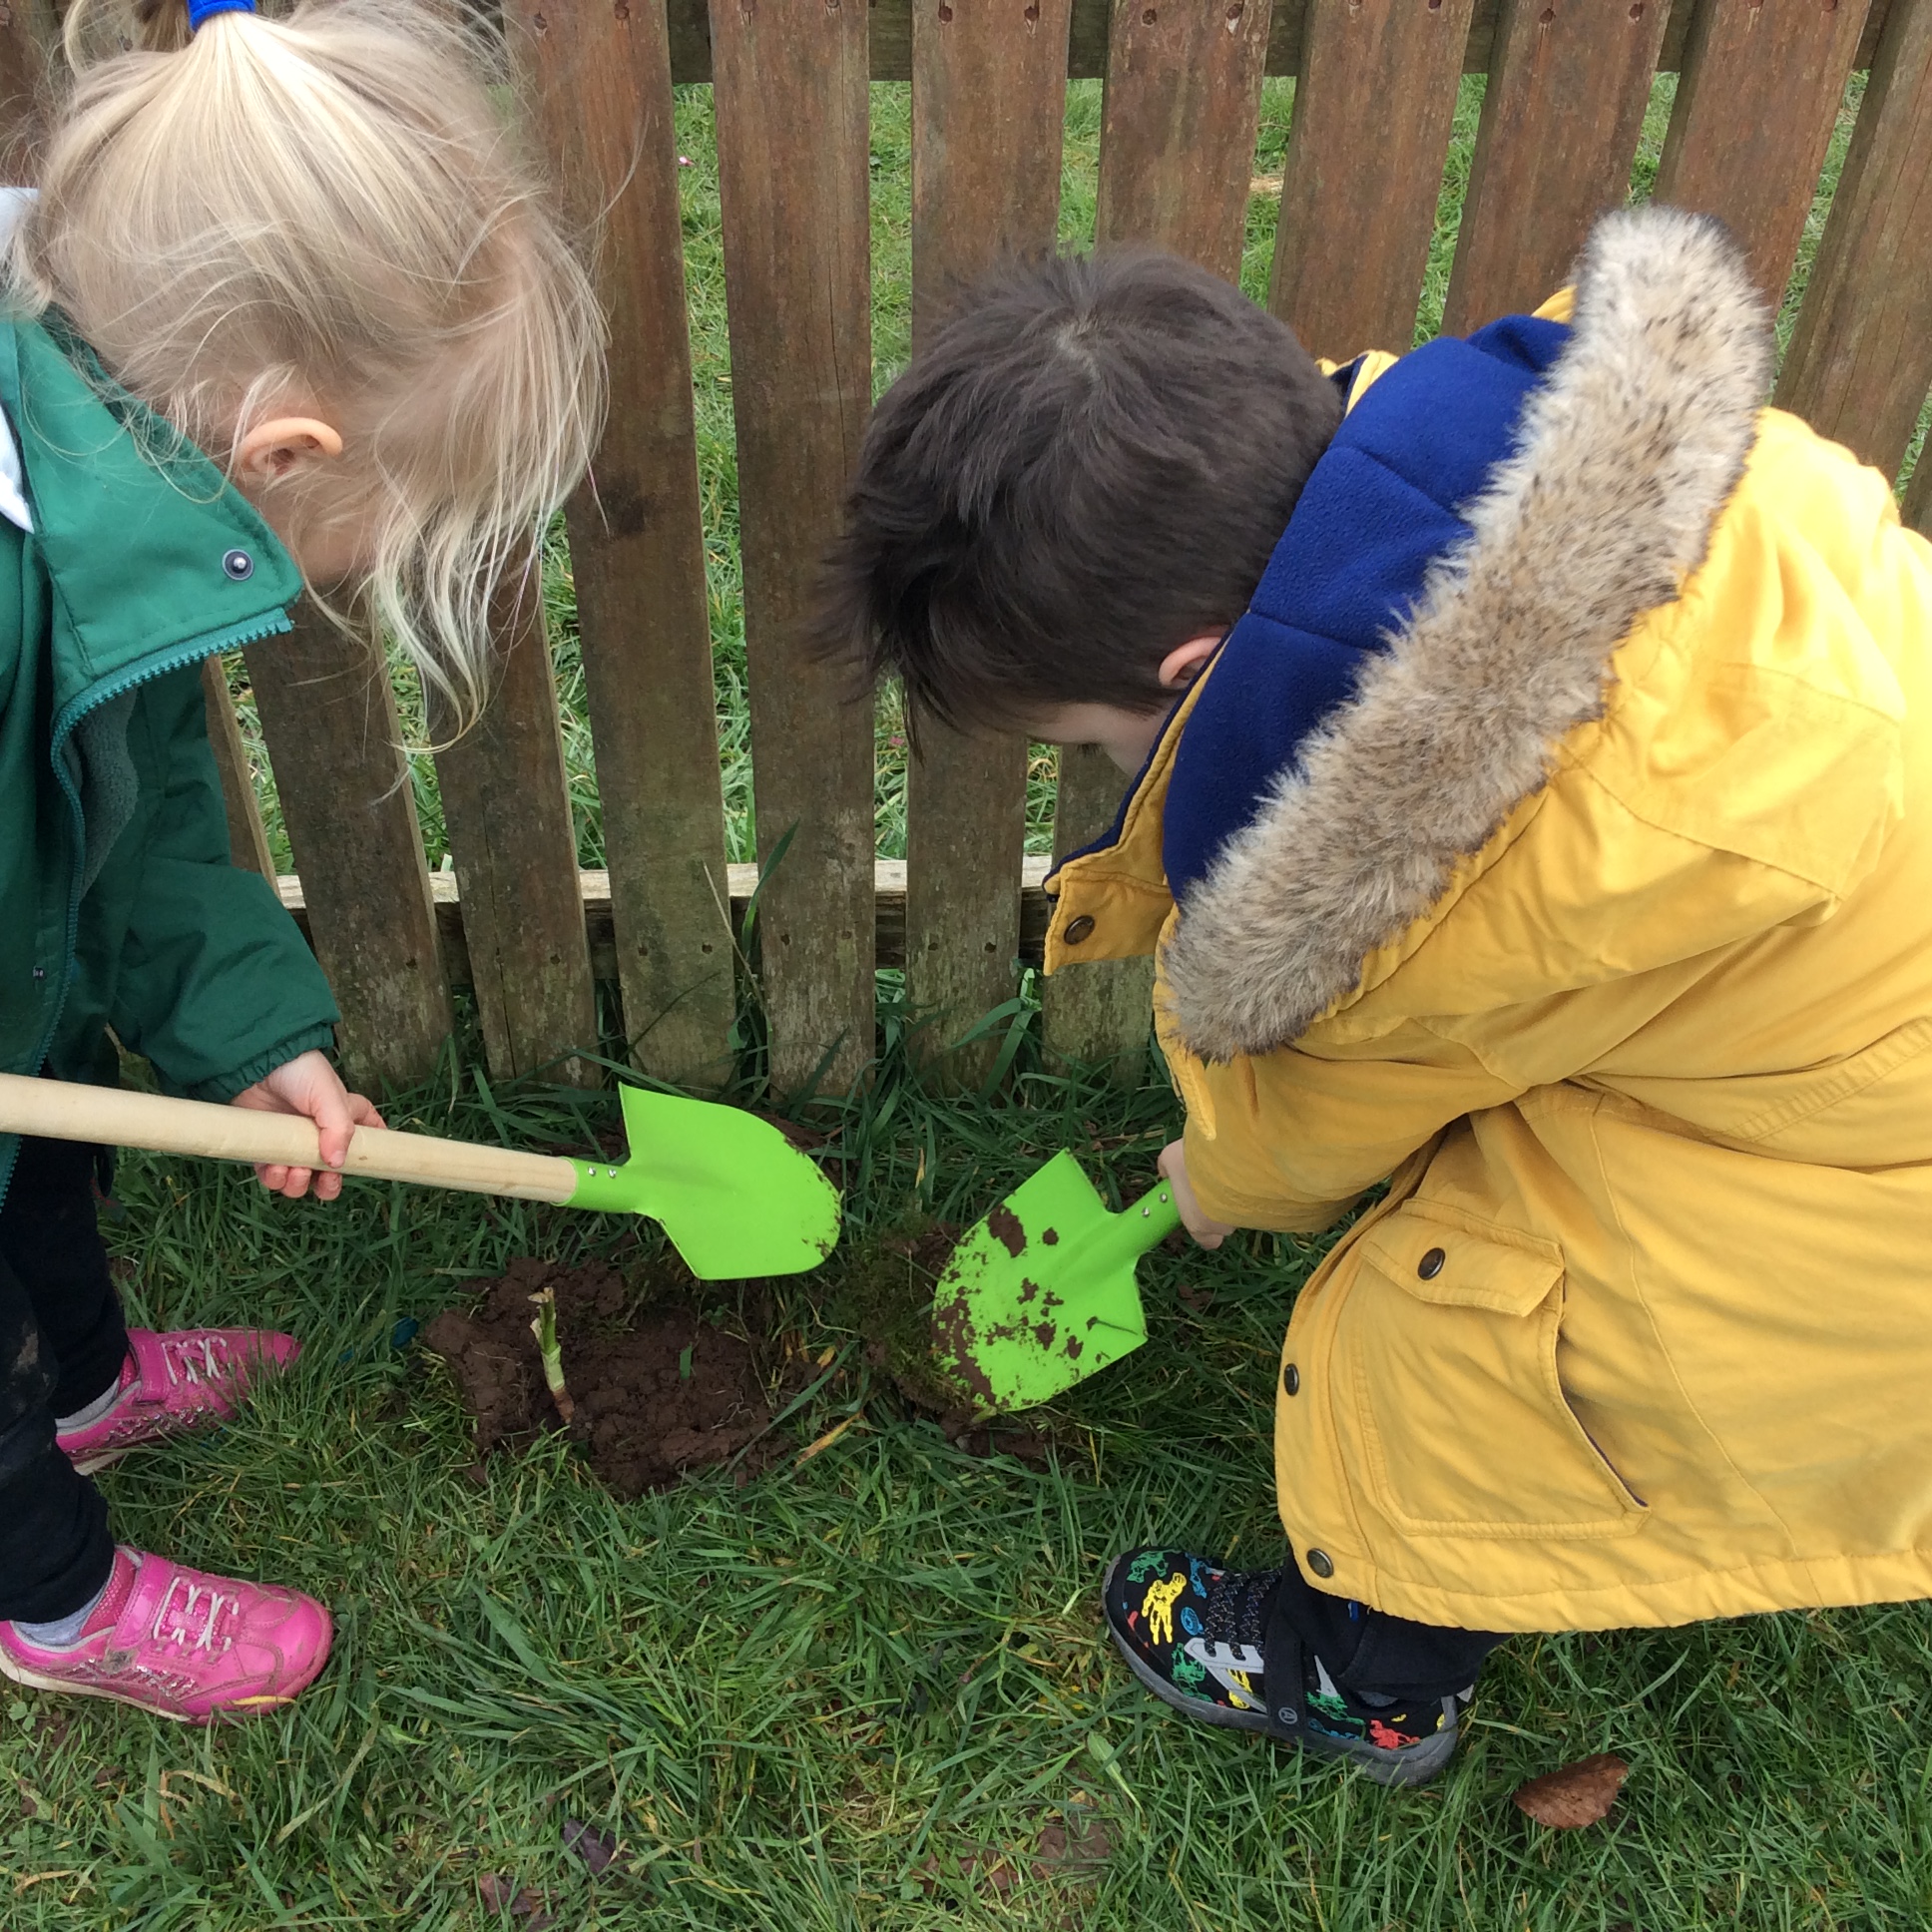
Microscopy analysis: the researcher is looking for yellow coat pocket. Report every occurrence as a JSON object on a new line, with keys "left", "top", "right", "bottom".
{"left": 1340, "top": 1208, "right": 1647, "bottom": 1542}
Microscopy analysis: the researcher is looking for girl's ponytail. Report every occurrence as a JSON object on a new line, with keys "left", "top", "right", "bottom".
{"left": 9, "top": 0, "right": 606, "bottom": 734}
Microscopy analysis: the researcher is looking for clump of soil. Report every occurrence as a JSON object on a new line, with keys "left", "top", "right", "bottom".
{"left": 843, "top": 1221, "right": 1055, "bottom": 1466}
{"left": 422, "top": 1257, "right": 772, "bottom": 1499}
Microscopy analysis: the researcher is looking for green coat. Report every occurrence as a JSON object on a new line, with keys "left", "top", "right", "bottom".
{"left": 0, "top": 314, "right": 338, "bottom": 1208}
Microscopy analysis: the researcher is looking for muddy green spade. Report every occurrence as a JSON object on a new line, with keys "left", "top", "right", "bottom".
{"left": 0, "top": 1073, "right": 840, "bottom": 1279}
{"left": 930, "top": 1153, "right": 1181, "bottom": 1412}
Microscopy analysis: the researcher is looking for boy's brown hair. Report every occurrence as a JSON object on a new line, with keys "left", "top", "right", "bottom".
{"left": 814, "top": 248, "right": 1342, "bottom": 734}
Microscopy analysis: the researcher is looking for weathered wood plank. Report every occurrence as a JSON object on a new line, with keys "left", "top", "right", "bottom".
{"left": 200, "top": 658, "right": 274, "bottom": 881}
{"left": 710, "top": 0, "right": 876, "bottom": 1096}
{"left": 244, "top": 605, "right": 451, "bottom": 1093}
{"left": 1441, "top": 0, "right": 1673, "bottom": 336}
{"left": 0, "top": 0, "right": 54, "bottom": 179}
{"left": 1270, "top": 0, "right": 1478, "bottom": 358}
{"left": 904, "top": 0, "right": 1069, "bottom": 1074}
{"left": 1040, "top": 745, "right": 1152, "bottom": 1083}
{"left": 910, "top": 0, "right": 1071, "bottom": 337}
{"left": 432, "top": 571, "right": 600, "bottom": 1087}
{"left": 1093, "top": 0, "right": 1274, "bottom": 284}
{"left": 668, "top": 0, "right": 1886, "bottom": 78}
{"left": 1654, "top": 0, "right": 1870, "bottom": 302}
{"left": 1777, "top": 0, "right": 1932, "bottom": 485}
{"left": 1037, "top": 0, "right": 1267, "bottom": 1076}
{"left": 509, "top": 0, "right": 735, "bottom": 1089}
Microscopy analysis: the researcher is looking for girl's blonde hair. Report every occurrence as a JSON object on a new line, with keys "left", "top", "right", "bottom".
{"left": 4, "top": 0, "right": 605, "bottom": 731}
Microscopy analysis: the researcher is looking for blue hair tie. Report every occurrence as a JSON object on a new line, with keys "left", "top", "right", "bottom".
{"left": 188, "top": 0, "right": 255, "bottom": 28}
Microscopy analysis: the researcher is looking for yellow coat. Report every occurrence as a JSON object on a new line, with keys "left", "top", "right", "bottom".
{"left": 1043, "top": 210, "right": 1932, "bottom": 1633}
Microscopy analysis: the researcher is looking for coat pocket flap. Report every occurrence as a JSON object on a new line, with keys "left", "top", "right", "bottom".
{"left": 1359, "top": 1211, "right": 1563, "bottom": 1317}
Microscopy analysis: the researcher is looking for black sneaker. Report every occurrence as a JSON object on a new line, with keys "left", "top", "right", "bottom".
{"left": 1102, "top": 1547, "right": 1466, "bottom": 1786}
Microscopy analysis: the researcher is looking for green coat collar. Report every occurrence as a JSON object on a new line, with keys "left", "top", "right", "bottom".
{"left": 0, "top": 315, "right": 301, "bottom": 722}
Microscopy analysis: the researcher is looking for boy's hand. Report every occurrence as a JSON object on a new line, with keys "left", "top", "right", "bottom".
{"left": 231, "top": 1050, "right": 384, "bottom": 1201}
{"left": 1159, "top": 1139, "right": 1234, "bottom": 1250}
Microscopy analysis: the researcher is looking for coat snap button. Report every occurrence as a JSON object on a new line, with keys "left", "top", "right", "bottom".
{"left": 1063, "top": 914, "right": 1096, "bottom": 945}
{"left": 1305, "top": 1548, "right": 1334, "bottom": 1579}
{"left": 1282, "top": 1363, "right": 1299, "bottom": 1396}
{"left": 1417, "top": 1245, "right": 1446, "bottom": 1280}
{"left": 222, "top": 548, "right": 254, "bottom": 581}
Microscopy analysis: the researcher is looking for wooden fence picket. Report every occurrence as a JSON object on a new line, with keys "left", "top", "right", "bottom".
{"left": 904, "top": 0, "right": 1071, "bottom": 1078}
{"left": 1904, "top": 449, "right": 1931, "bottom": 538}
{"left": 1040, "top": 0, "right": 1273, "bottom": 1080}
{"left": 509, "top": 0, "right": 735, "bottom": 1091}
{"left": 0, "top": 0, "right": 52, "bottom": 177}
{"left": 199, "top": 660, "right": 274, "bottom": 881}
{"left": 1777, "top": 0, "right": 1932, "bottom": 487}
{"left": 245, "top": 607, "right": 451, "bottom": 1095}
{"left": 1092, "top": 0, "right": 1274, "bottom": 285}
{"left": 1441, "top": 0, "right": 1672, "bottom": 335}
{"left": 1654, "top": 0, "right": 1871, "bottom": 302}
{"left": 709, "top": 0, "right": 877, "bottom": 1097}
{"left": 432, "top": 571, "right": 599, "bottom": 1087}
{"left": 1042, "top": 743, "right": 1152, "bottom": 1083}
{"left": 1270, "top": 0, "right": 1477, "bottom": 362}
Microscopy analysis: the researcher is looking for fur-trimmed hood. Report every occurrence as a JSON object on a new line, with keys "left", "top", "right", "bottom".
{"left": 1163, "top": 206, "right": 1774, "bottom": 1063}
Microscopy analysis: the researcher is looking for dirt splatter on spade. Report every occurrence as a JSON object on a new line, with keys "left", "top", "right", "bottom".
{"left": 422, "top": 1257, "right": 773, "bottom": 1499}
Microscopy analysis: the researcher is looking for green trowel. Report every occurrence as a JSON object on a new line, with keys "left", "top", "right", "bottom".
{"left": 0, "top": 1073, "right": 840, "bottom": 1279}
{"left": 930, "top": 1153, "right": 1182, "bottom": 1413}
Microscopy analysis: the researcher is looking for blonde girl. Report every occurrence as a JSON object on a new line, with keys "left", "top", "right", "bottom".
{"left": 0, "top": 0, "right": 602, "bottom": 1722}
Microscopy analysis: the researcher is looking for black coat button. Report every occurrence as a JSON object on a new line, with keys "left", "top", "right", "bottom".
{"left": 1417, "top": 1246, "right": 1446, "bottom": 1280}
{"left": 1282, "top": 1363, "right": 1299, "bottom": 1396}
{"left": 1305, "top": 1549, "right": 1334, "bottom": 1579}
{"left": 1063, "top": 914, "right": 1096, "bottom": 945}
{"left": 222, "top": 548, "right": 254, "bottom": 581}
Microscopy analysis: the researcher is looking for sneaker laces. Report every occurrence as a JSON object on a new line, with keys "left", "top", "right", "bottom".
{"left": 1200, "top": 1567, "right": 1280, "bottom": 1653}
{"left": 152, "top": 1575, "right": 238, "bottom": 1656}
{"left": 158, "top": 1333, "right": 235, "bottom": 1390}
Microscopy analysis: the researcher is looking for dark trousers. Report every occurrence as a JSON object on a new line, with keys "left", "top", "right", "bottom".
{"left": 0, "top": 1137, "right": 127, "bottom": 1623}
{"left": 1275, "top": 1555, "right": 1504, "bottom": 1704}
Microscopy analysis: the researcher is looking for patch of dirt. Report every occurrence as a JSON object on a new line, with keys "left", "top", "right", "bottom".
{"left": 422, "top": 1257, "right": 774, "bottom": 1500}
{"left": 836, "top": 1220, "right": 1056, "bottom": 1464}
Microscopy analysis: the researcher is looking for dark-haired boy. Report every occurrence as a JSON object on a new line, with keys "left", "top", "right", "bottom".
{"left": 816, "top": 208, "right": 1932, "bottom": 1786}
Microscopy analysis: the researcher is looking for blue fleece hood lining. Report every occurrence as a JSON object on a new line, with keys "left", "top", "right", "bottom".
{"left": 1161, "top": 314, "right": 1572, "bottom": 904}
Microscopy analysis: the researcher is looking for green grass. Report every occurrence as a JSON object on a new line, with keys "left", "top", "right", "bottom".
{"left": 8, "top": 1048, "right": 1932, "bottom": 1927}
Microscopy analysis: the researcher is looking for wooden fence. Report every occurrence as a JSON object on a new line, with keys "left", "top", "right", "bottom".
{"left": 5, "top": 0, "right": 1932, "bottom": 1100}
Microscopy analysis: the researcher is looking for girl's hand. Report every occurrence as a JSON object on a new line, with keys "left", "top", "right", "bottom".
{"left": 231, "top": 1050, "right": 384, "bottom": 1201}
{"left": 1158, "top": 1139, "right": 1234, "bottom": 1250}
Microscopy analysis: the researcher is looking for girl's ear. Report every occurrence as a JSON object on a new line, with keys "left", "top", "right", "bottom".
{"left": 235, "top": 416, "right": 344, "bottom": 487}
{"left": 1157, "top": 631, "right": 1224, "bottom": 692}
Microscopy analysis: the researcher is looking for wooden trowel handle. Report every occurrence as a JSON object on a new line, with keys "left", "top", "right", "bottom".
{"left": 0, "top": 1073, "right": 580, "bottom": 1205}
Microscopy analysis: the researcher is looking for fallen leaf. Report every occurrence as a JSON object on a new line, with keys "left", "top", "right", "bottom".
{"left": 477, "top": 1875, "right": 554, "bottom": 1927}
{"left": 1512, "top": 1752, "right": 1630, "bottom": 1829}
{"left": 562, "top": 1817, "right": 619, "bottom": 1875}
{"left": 1176, "top": 1283, "right": 1215, "bottom": 1315}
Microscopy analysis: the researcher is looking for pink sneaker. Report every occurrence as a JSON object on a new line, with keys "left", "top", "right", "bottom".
{"left": 58, "top": 1327, "right": 300, "bottom": 1474}
{"left": 0, "top": 1548, "right": 332, "bottom": 1723}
